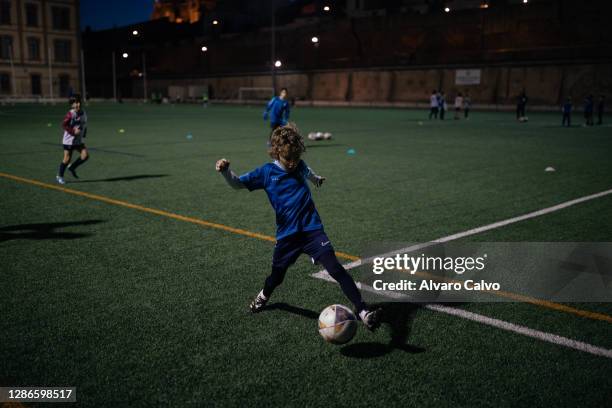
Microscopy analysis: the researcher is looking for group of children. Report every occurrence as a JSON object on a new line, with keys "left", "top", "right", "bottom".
{"left": 429, "top": 90, "right": 471, "bottom": 120}
{"left": 54, "top": 84, "right": 606, "bottom": 336}
{"left": 561, "top": 95, "right": 605, "bottom": 127}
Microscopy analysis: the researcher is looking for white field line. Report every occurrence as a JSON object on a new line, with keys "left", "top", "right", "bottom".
{"left": 312, "top": 187, "right": 612, "bottom": 358}
{"left": 340, "top": 187, "right": 612, "bottom": 271}
{"left": 311, "top": 270, "right": 612, "bottom": 359}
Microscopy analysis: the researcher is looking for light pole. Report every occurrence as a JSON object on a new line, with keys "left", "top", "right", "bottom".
{"left": 142, "top": 52, "right": 147, "bottom": 102}
{"left": 133, "top": 29, "right": 147, "bottom": 102}
{"left": 271, "top": 1, "right": 276, "bottom": 93}
{"left": 111, "top": 51, "right": 118, "bottom": 101}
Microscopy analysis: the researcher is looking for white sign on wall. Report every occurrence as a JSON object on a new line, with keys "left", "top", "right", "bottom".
{"left": 455, "top": 69, "right": 481, "bottom": 85}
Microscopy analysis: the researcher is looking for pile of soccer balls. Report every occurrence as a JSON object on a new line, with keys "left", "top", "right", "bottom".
{"left": 307, "top": 132, "right": 333, "bottom": 141}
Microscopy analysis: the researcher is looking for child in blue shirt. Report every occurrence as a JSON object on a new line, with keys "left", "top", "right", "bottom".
{"left": 263, "top": 88, "right": 291, "bottom": 134}
{"left": 215, "top": 123, "right": 380, "bottom": 330}
{"left": 562, "top": 97, "right": 572, "bottom": 127}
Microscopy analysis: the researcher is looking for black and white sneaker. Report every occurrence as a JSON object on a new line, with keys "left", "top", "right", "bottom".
{"left": 359, "top": 308, "right": 382, "bottom": 331}
{"left": 249, "top": 290, "right": 268, "bottom": 313}
{"left": 67, "top": 164, "right": 79, "bottom": 179}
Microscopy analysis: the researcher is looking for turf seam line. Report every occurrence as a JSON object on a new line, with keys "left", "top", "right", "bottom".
{"left": 312, "top": 270, "right": 612, "bottom": 359}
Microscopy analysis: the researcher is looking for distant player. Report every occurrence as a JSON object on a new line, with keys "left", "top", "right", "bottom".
{"left": 463, "top": 93, "right": 471, "bottom": 119}
{"left": 562, "top": 97, "right": 572, "bottom": 127}
{"left": 56, "top": 95, "right": 89, "bottom": 184}
{"left": 454, "top": 93, "right": 463, "bottom": 120}
{"left": 516, "top": 90, "right": 528, "bottom": 121}
{"left": 439, "top": 92, "right": 446, "bottom": 120}
{"left": 584, "top": 95, "right": 594, "bottom": 126}
{"left": 263, "top": 88, "right": 291, "bottom": 135}
{"left": 429, "top": 90, "right": 439, "bottom": 119}
{"left": 215, "top": 123, "right": 381, "bottom": 330}
{"left": 596, "top": 95, "right": 604, "bottom": 125}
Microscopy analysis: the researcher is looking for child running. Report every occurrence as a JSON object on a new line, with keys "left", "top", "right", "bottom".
{"left": 263, "top": 88, "right": 291, "bottom": 136}
{"left": 215, "top": 123, "right": 381, "bottom": 330}
{"left": 56, "top": 95, "right": 89, "bottom": 184}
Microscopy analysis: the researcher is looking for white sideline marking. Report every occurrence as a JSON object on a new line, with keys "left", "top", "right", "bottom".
{"left": 312, "top": 270, "right": 612, "bottom": 359}
{"left": 340, "top": 187, "right": 612, "bottom": 271}
{"left": 313, "top": 188, "right": 612, "bottom": 358}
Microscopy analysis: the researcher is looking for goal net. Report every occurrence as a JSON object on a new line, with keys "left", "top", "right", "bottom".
{"left": 238, "top": 87, "right": 274, "bottom": 102}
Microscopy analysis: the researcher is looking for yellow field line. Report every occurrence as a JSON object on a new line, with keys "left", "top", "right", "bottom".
{"left": 0, "top": 172, "right": 358, "bottom": 261}
{"left": 406, "top": 269, "right": 612, "bottom": 323}
{"left": 2, "top": 171, "right": 610, "bottom": 323}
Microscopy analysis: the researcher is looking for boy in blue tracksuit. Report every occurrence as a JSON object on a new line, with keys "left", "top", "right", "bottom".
{"left": 263, "top": 88, "right": 290, "bottom": 135}
{"left": 215, "top": 123, "right": 381, "bottom": 330}
{"left": 584, "top": 94, "right": 594, "bottom": 126}
{"left": 562, "top": 97, "right": 572, "bottom": 127}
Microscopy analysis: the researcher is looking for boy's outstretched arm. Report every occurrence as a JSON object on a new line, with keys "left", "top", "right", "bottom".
{"left": 303, "top": 164, "right": 326, "bottom": 188}
{"left": 216, "top": 158, "right": 246, "bottom": 190}
{"left": 263, "top": 98, "right": 274, "bottom": 121}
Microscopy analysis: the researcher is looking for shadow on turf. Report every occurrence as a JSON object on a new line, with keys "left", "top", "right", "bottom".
{"left": 266, "top": 302, "right": 426, "bottom": 358}
{"left": 0, "top": 220, "right": 104, "bottom": 242}
{"left": 340, "top": 302, "right": 426, "bottom": 359}
{"left": 265, "top": 302, "right": 319, "bottom": 320}
{"left": 73, "top": 174, "right": 168, "bottom": 183}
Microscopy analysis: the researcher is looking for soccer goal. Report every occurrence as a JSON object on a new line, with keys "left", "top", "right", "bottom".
{"left": 238, "top": 87, "right": 274, "bottom": 102}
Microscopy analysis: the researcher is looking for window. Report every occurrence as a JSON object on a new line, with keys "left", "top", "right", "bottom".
{"left": 0, "top": 0, "right": 11, "bottom": 25}
{"left": 59, "top": 74, "right": 70, "bottom": 97}
{"left": 54, "top": 39, "right": 71, "bottom": 62}
{"left": 31, "top": 74, "right": 41, "bottom": 95}
{"left": 51, "top": 6, "right": 70, "bottom": 30}
{"left": 25, "top": 3, "right": 38, "bottom": 27}
{"left": 0, "top": 35, "right": 13, "bottom": 59}
{"left": 27, "top": 37, "right": 40, "bottom": 60}
{"left": 0, "top": 72, "right": 10, "bottom": 93}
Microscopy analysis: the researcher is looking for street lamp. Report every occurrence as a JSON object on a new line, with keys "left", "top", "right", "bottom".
{"left": 201, "top": 46, "right": 208, "bottom": 52}
{"left": 122, "top": 52, "right": 128, "bottom": 58}
{"left": 212, "top": 19, "right": 219, "bottom": 25}
{"left": 323, "top": 6, "right": 330, "bottom": 12}
{"left": 132, "top": 30, "right": 139, "bottom": 36}
{"left": 311, "top": 36, "right": 319, "bottom": 43}
{"left": 274, "top": 60, "right": 282, "bottom": 68}
{"left": 444, "top": 7, "right": 450, "bottom": 13}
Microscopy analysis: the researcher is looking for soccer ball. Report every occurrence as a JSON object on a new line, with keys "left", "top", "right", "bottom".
{"left": 318, "top": 304, "right": 358, "bottom": 344}
{"left": 308, "top": 132, "right": 317, "bottom": 140}
{"left": 323, "top": 132, "right": 332, "bottom": 140}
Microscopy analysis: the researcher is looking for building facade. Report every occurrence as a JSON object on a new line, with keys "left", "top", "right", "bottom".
{"left": 151, "top": 0, "right": 216, "bottom": 24}
{"left": 0, "top": 0, "right": 81, "bottom": 98}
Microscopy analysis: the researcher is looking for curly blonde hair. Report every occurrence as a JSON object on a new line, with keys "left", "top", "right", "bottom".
{"left": 268, "top": 122, "right": 306, "bottom": 160}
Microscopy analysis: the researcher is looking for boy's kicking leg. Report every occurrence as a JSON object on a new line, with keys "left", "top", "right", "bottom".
{"left": 316, "top": 251, "right": 381, "bottom": 330}
{"left": 304, "top": 230, "right": 381, "bottom": 330}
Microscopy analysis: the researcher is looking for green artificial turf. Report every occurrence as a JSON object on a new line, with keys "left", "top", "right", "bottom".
{"left": 1, "top": 102, "right": 611, "bottom": 407}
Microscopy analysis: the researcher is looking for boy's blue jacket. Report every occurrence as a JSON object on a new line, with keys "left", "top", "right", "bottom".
{"left": 264, "top": 96, "right": 290, "bottom": 125}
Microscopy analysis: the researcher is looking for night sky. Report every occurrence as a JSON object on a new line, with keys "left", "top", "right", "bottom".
{"left": 80, "top": 0, "right": 155, "bottom": 31}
